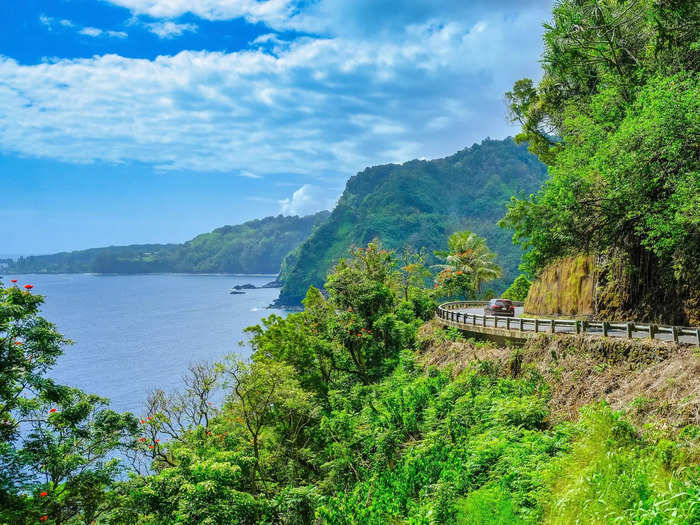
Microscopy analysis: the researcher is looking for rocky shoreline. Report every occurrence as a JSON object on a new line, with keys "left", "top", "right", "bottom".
{"left": 229, "top": 280, "right": 282, "bottom": 294}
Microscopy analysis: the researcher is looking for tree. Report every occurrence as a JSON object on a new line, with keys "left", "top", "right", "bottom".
{"left": 501, "top": 0, "right": 700, "bottom": 323}
{"left": 397, "top": 247, "right": 431, "bottom": 302}
{"left": 502, "top": 274, "right": 532, "bottom": 302}
{"left": 223, "top": 359, "right": 313, "bottom": 494}
{"left": 434, "top": 231, "right": 503, "bottom": 298}
{"left": 0, "top": 283, "right": 138, "bottom": 524}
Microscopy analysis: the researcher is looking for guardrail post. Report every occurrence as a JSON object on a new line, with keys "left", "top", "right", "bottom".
{"left": 649, "top": 324, "right": 657, "bottom": 340}
{"left": 482, "top": 315, "right": 486, "bottom": 327}
{"left": 695, "top": 328, "right": 700, "bottom": 347}
{"left": 550, "top": 319, "right": 555, "bottom": 334}
{"left": 602, "top": 321, "right": 609, "bottom": 337}
{"left": 519, "top": 318, "right": 523, "bottom": 331}
{"left": 671, "top": 326, "right": 679, "bottom": 344}
{"left": 575, "top": 320, "right": 581, "bottom": 334}
{"left": 534, "top": 319, "right": 539, "bottom": 333}
{"left": 582, "top": 320, "right": 588, "bottom": 334}
{"left": 506, "top": 318, "right": 511, "bottom": 330}
{"left": 626, "top": 323, "right": 633, "bottom": 338}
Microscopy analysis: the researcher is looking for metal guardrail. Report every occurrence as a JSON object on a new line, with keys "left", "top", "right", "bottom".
{"left": 437, "top": 302, "right": 700, "bottom": 346}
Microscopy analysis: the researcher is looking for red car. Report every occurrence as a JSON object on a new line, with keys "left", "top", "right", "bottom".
{"left": 484, "top": 298, "right": 515, "bottom": 316}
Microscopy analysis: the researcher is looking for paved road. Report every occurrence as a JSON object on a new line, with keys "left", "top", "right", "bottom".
{"left": 455, "top": 307, "right": 697, "bottom": 345}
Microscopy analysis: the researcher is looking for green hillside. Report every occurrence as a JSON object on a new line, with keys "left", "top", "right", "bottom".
{"left": 276, "top": 138, "right": 547, "bottom": 306}
{"left": 6, "top": 212, "right": 330, "bottom": 275}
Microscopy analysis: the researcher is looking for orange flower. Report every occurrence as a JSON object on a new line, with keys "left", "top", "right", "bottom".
{"left": 40, "top": 516, "right": 48, "bottom": 522}
{"left": 140, "top": 419, "right": 145, "bottom": 424}
{"left": 15, "top": 341, "right": 22, "bottom": 346}
{"left": 39, "top": 491, "right": 48, "bottom": 498}
{"left": 49, "top": 408, "right": 57, "bottom": 414}
{"left": 155, "top": 439, "right": 160, "bottom": 443}
{"left": 149, "top": 445, "right": 154, "bottom": 449}
{"left": 24, "top": 284, "right": 34, "bottom": 290}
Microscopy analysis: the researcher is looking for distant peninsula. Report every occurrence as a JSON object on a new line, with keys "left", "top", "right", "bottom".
{"left": 5, "top": 212, "right": 330, "bottom": 275}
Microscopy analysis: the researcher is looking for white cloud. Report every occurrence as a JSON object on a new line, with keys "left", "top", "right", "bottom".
{"left": 279, "top": 185, "right": 337, "bottom": 216}
{"left": 145, "top": 21, "right": 198, "bottom": 39}
{"left": 79, "top": 27, "right": 104, "bottom": 37}
{"left": 106, "top": 0, "right": 298, "bottom": 27}
{"left": 11, "top": 5, "right": 548, "bottom": 179}
{"left": 39, "top": 16, "right": 127, "bottom": 38}
{"left": 39, "top": 15, "right": 53, "bottom": 27}
{"left": 104, "top": 0, "right": 549, "bottom": 35}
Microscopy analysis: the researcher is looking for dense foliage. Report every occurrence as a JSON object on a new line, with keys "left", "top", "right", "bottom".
{"left": 0, "top": 281, "right": 139, "bottom": 524}
{"left": 6, "top": 212, "right": 329, "bottom": 275}
{"left": 276, "top": 138, "right": 547, "bottom": 306}
{"left": 433, "top": 231, "right": 502, "bottom": 298}
{"left": 502, "top": 274, "right": 532, "bottom": 302}
{"left": 3, "top": 238, "right": 699, "bottom": 523}
{"left": 500, "top": 0, "right": 699, "bottom": 323}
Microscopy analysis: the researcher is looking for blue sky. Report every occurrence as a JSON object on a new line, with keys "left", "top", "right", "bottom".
{"left": 1, "top": 0, "right": 552, "bottom": 255}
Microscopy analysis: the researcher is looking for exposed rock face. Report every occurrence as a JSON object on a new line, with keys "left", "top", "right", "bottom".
{"left": 524, "top": 250, "right": 698, "bottom": 325}
{"left": 524, "top": 254, "right": 596, "bottom": 318}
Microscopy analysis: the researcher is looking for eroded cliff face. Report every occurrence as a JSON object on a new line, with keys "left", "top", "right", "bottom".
{"left": 524, "top": 250, "right": 698, "bottom": 325}
{"left": 524, "top": 254, "right": 596, "bottom": 318}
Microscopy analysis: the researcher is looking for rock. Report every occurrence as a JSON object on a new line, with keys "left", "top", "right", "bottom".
{"left": 230, "top": 290, "right": 246, "bottom": 295}
{"left": 261, "top": 280, "right": 282, "bottom": 289}
{"left": 232, "top": 284, "right": 257, "bottom": 290}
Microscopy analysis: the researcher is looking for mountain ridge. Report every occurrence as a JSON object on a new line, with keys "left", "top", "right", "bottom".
{"left": 276, "top": 137, "right": 548, "bottom": 306}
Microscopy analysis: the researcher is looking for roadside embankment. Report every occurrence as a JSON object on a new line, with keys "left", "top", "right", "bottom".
{"left": 418, "top": 320, "right": 700, "bottom": 431}
{"left": 524, "top": 254, "right": 596, "bottom": 318}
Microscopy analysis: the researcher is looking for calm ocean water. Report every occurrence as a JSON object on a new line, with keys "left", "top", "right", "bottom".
{"left": 3, "top": 274, "right": 287, "bottom": 415}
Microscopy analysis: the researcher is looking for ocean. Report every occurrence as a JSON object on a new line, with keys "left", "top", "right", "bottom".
{"left": 3, "top": 273, "right": 288, "bottom": 416}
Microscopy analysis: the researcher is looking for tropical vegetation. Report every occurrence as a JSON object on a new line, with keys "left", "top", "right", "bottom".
{"left": 5, "top": 212, "right": 330, "bottom": 275}
{"left": 500, "top": 0, "right": 699, "bottom": 324}
{"left": 276, "top": 137, "right": 547, "bottom": 306}
{"left": 433, "top": 231, "right": 503, "bottom": 299}
{"left": 2, "top": 237, "right": 698, "bottom": 523}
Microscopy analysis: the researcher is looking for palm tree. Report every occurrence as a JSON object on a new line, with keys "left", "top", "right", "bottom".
{"left": 434, "top": 231, "right": 503, "bottom": 298}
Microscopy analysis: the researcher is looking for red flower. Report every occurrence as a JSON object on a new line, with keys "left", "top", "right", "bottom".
{"left": 148, "top": 445, "right": 154, "bottom": 449}
{"left": 49, "top": 408, "right": 57, "bottom": 414}
{"left": 155, "top": 439, "right": 160, "bottom": 443}
{"left": 24, "top": 284, "right": 34, "bottom": 290}
{"left": 15, "top": 341, "right": 22, "bottom": 346}
{"left": 40, "top": 516, "right": 48, "bottom": 521}
{"left": 40, "top": 491, "right": 48, "bottom": 498}
{"left": 10, "top": 279, "right": 17, "bottom": 283}
{"left": 140, "top": 419, "right": 145, "bottom": 424}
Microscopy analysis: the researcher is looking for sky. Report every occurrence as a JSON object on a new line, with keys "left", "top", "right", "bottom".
{"left": 0, "top": 0, "right": 553, "bottom": 255}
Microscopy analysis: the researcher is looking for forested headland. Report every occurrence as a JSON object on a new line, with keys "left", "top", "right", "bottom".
{"left": 276, "top": 138, "right": 547, "bottom": 307}
{"left": 4, "top": 212, "right": 329, "bottom": 275}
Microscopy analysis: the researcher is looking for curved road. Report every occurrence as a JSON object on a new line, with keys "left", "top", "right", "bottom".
{"left": 455, "top": 306, "right": 697, "bottom": 345}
